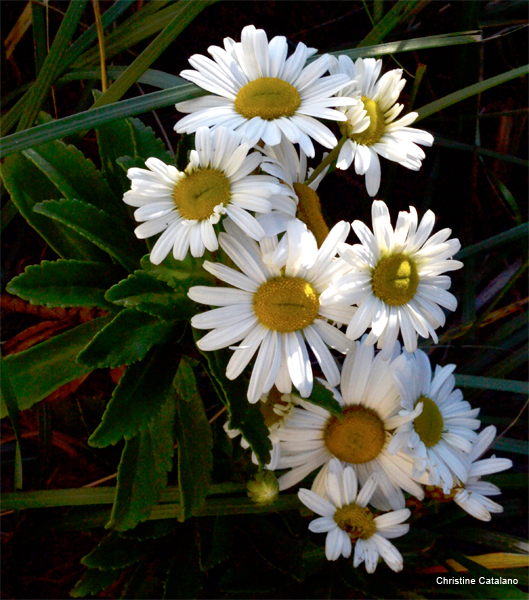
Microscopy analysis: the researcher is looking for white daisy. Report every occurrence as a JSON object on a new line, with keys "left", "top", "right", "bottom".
{"left": 175, "top": 25, "right": 355, "bottom": 157}
{"left": 451, "top": 426, "right": 512, "bottom": 521}
{"left": 329, "top": 56, "right": 434, "bottom": 196}
{"left": 124, "top": 126, "right": 288, "bottom": 264}
{"left": 188, "top": 218, "right": 355, "bottom": 403}
{"left": 298, "top": 458, "right": 410, "bottom": 571}
{"left": 388, "top": 349, "right": 480, "bottom": 493}
{"left": 275, "top": 338, "right": 424, "bottom": 511}
{"left": 258, "top": 137, "right": 331, "bottom": 248}
{"left": 322, "top": 200, "right": 464, "bottom": 360}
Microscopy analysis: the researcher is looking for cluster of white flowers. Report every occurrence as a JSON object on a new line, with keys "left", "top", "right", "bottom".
{"left": 123, "top": 25, "right": 512, "bottom": 575}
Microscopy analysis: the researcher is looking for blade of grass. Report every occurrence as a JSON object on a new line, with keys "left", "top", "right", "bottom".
{"left": 17, "top": 0, "right": 89, "bottom": 131}
{"left": 492, "top": 437, "right": 528, "bottom": 455}
{"left": 92, "top": 0, "right": 215, "bottom": 108}
{"left": 434, "top": 135, "right": 529, "bottom": 167}
{"left": 415, "top": 64, "right": 529, "bottom": 122}
{"left": 454, "top": 374, "right": 528, "bottom": 395}
{"left": 457, "top": 222, "right": 528, "bottom": 259}
{"left": 31, "top": 0, "right": 47, "bottom": 75}
{"left": 0, "top": 83, "right": 204, "bottom": 158}
{"left": 0, "top": 357, "right": 23, "bottom": 490}
{"left": 357, "top": 0, "right": 429, "bottom": 47}
{"left": 63, "top": 67, "right": 181, "bottom": 89}
{"left": 92, "top": 0, "right": 108, "bottom": 92}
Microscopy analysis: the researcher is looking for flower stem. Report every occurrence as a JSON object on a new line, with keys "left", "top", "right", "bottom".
{"left": 305, "top": 135, "right": 347, "bottom": 186}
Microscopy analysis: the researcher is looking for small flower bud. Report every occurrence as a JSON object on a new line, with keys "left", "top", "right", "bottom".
{"left": 247, "top": 471, "right": 279, "bottom": 505}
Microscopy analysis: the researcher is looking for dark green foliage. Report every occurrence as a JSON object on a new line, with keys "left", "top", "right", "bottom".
{"left": 305, "top": 379, "right": 343, "bottom": 418}
{"left": 70, "top": 567, "right": 124, "bottom": 598}
{"left": 81, "top": 531, "right": 148, "bottom": 570}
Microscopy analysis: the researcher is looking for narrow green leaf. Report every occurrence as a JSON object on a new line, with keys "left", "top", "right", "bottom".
{"left": 448, "top": 528, "right": 529, "bottom": 555}
{"left": 2, "top": 152, "right": 107, "bottom": 261}
{"left": 455, "top": 374, "right": 528, "bottom": 394}
{"left": 105, "top": 270, "right": 196, "bottom": 321}
{"left": 416, "top": 65, "right": 529, "bottom": 122}
{"left": 1, "top": 84, "right": 204, "bottom": 158}
{"left": 140, "top": 252, "right": 214, "bottom": 289}
{"left": 61, "top": 67, "right": 182, "bottom": 90}
{"left": 22, "top": 140, "right": 127, "bottom": 221}
{"left": 31, "top": 0, "right": 47, "bottom": 76}
{"left": 7, "top": 260, "right": 125, "bottom": 310}
{"left": 1, "top": 316, "right": 111, "bottom": 418}
{"left": 70, "top": 568, "right": 123, "bottom": 598}
{"left": 434, "top": 135, "right": 529, "bottom": 167}
{"left": 492, "top": 437, "right": 528, "bottom": 455}
{"left": 92, "top": 0, "right": 215, "bottom": 108}
{"left": 357, "top": 0, "right": 429, "bottom": 47}
{"left": 77, "top": 308, "right": 175, "bottom": 369}
{"left": 17, "top": 1, "right": 89, "bottom": 130}
{"left": 89, "top": 342, "right": 182, "bottom": 447}
{"left": 457, "top": 223, "right": 528, "bottom": 259}
{"left": 174, "top": 358, "right": 214, "bottom": 519}
{"left": 1, "top": 198, "right": 18, "bottom": 233}
{"left": 305, "top": 379, "right": 343, "bottom": 418}
{"left": 1, "top": 357, "right": 23, "bottom": 490}
{"left": 81, "top": 532, "right": 147, "bottom": 570}
{"left": 107, "top": 397, "right": 176, "bottom": 531}
{"left": 33, "top": 199, "right": 143, "bottom": 272}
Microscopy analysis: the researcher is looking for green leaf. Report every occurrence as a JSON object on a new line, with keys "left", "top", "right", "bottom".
{"left": 174, "top": 358, "right": 214, "bottom": 520}
{"left": 22, "top": 140, "right": 127, "bottom": 221}
{"left": 492, "top": 437, "right": 528, "bottom": 455}
{"left": 105, "top": 270, "right": 197, "bottom": 321}
{"left": 1, "top": 152, "right": 107, "bottom": 261}
{"left": 70, "top": 568, "right": 123, "bottom": 598}
{"left": 77, "top": 308, "right": 175, "bottom": 369}
{"left": 81, "top": 531, "right": 147, "bottom": 570}
{"left": 1, "top": 357, "right": 23, "bottom": 490}
{"left": 447, "top": 528, "right": 529, "bottom": 555}
{"left": 1, "top": 83, "right": 204, "bottom": 159}
{"left": 237, "top": 402, "right": 272, "bottom": 469}
{"left": 107, "top": 397, "right": 176, "bottom": 531}
{"left": 33, "top": 199, "right": 143, "bottom": 272}
{"left": 163, "top": 523, "right": 204, "bottom": 599}
{"left": 92, "top": 0, "right": 216, "bottom": 108}
{"left": 61, "top": 67, "right": 181, "bottom": 90}
{"left": 455, "top": 374, "right": 528, "bottom": 394}
{"left": 140, "top": 252, "right": 214, "bottom": 289}
{"left": 1, "top": 316, "right": 111, "bottom": 418}
{"left": 88, "top": 342, "right": 182, "bottom": 447}
{"left": 304, "top": 379, "right": 343, "bottom": 418}
{"left": 416, "top": 64, "right": 529, "bottom": 122}
{"left": 457, "top": 222, "right": 528, "bottom": 260}
{"left": 129, "top": 117, "right": 173, "bottom": 163}
{"left": 17, "top": 1, "right": 89, "bottom": 131}
{"left": 197, "top": 516, "right": 233, "bottom": 571}
{"left": 357, "top": 0, "right": 428, "bottom": 47}
{"left": 7, "top": 260, "right": 125, "bottom": 310}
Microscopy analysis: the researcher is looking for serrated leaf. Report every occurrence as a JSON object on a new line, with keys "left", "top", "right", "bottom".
{"left": 77, "top": 308, "right": 175, "bottom": 369}
{"left": 81, "top": 531, "right": 148, "bottom": 570}
{"left": 130, "top": 117, "right": 173, "bottom": 163}
{"left": 107, "top": 398, "right": 176, "bottom": 531}
{"left": 140, "top": 252, "right": 214, "bottom": 289}
{"left": 33, "top": 199, "right": 143, "bottom": 272}
{"left": 1, "top": 152, "right": 106, "bottom": 261}
{"left": 89, "top": 342, "right": 181, "bottom": 447}
{"left": 118, "top": 519, "right": 179, "bottom": 541}
{"left": 197, "top": 516, "right": 233, "bottom": 572}
{"left": 7, "top": 260, "right": 125, "bottom": 310}
{"left": 22, "top": 139, "right": 127, "bottom": 221}
{"left": 105, "top": 270, "right": 197, "bottom": 321}
{"left": 1, "top": 316, "right": 111, "bottom": 418}
{"left": 304, "top": 379, "right": 343, "bottom": 418}
{"left": 163, "top": 523, "right": 204, "bottom": 599}
{"left": 174, "top": 359, "right": 213, "bottom": 520}
{"left": 237, "top": 402, "right": 272, "bottom": 469}
{"left": 70, "top": 567, "right": 123, "bottom": 598}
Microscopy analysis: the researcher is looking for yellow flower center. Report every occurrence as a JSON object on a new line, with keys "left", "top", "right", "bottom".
{"left": 334, "top": 503, "right": 377, "bottom": 540}
{"left": 253, "top": 276, "right": 320, "bottom": 333}
{"left": 234, "top": 78, "right": 301, "bottom": 121}
{"left": 173, "top": 168, "right": 231, "bottom": 221}
{"left": 260, "top": 387, "right": 291, "bottom": 428}
{"left": 414, "top": 395, "right": 444, "bottom": 447}
{"left": 342, "top": 96, "right": 386, "bottom": 146}
{"left": 371, "top": 253, "right": 419, "bottom": 306}
{"left": 323, "top": 406, "right": 386, "bottom": 464}
{"left": 293, "top": 182, "right": 329, "bottom": 248}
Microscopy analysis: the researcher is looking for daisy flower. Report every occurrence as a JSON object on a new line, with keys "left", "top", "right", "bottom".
{"left": 329, "top": 56, "right": 434, "bottom": 196}
{"left": 258, "top": 137, "right": 331, "bottom": 247}
{"left": 298, "top": 458, "right": 410, "bottom": 571}
{"left": 446, "top": 426, "right": 512, "bottom": 521}
{"left": 321, "top": 200, "right": 463, "bottom": 360}
{"left": 188, "top": 218, "right": 355, "bottom": 403}
{"left": 175, "top": 25, "right": 354, "bottom": 157}
{"left": 388, "top": 349, "right": 480, "bottom": 493}
{"left": 124, "top": 126, "right": 288, "bottom": 264}
{"left": 275, "top": 338, "right": 424, "bottom": 511}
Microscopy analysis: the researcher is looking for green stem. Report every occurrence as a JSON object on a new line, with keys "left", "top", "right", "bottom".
{"left": 305, "top": 136, "right": 347, "bottom": 186}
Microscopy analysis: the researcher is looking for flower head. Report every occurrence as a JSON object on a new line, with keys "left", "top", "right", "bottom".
{"left": 175, "top": 25, "right": 354, "bottom": 157}
{"left": 298, "top": 458, "right": 410, "bottom": 571}
{"left": 124, "top": 127, "right": 288, "bottom": 264}
{"left": 329, "top": 56, "right": 434, "bottom": 196}
{"left": 189, "top": 218, "right": 354, "bottom": 403}
{"left": 322, "top": 200, "right": 463, "bottom": 359}
{"left": 247, "top": 471, "right": 280, "bottom": 505}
